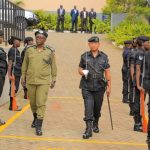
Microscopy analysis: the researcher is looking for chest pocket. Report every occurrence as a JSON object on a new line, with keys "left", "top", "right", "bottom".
{"left": 42, "top": 52, "right": 51, "bottom": 65}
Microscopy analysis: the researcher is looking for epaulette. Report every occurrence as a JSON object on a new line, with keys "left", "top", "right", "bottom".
{"left": 45, "top": 45, "right": 55, "bottom": 52}
{"left": 100, "top": 51, "right": 108, "bottom": 57}
{"left": 26, "top": 45, "right": 36, "bottom": 50}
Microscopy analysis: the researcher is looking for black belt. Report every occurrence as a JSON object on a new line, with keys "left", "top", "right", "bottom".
{"left": 88, "top": 74, "right": 102, "bottom": 79}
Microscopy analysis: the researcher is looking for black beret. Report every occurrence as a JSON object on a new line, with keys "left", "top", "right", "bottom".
{"left": 8, "top": 36, "right": 21, "bottom": 45}
{"left": 88, "top": 36, "right": 100, "bottom": 43}
{"left": 0, "top": 30, "right": 4, "bottom": 36}
{"left": 35, "top": 30, "right": 48, "bottom": 38}
{"left": 124, "top": 40, "right": 133, "bottom": 45}
{"left": 137, "top": 36, "right": 150, "bottom": 42}
{"left": 24, "top": 37, "right": 33, "bottom": 44}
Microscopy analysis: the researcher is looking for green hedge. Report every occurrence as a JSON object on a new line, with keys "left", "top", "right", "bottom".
{"left": 108, "top": 15, "right": 150, "bottom": 45}
{"left": 33, "top": 10, "right": 110, "bottom": 33}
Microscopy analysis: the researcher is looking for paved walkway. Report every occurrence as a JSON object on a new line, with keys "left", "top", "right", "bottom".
{"left": 0, "top": 32, "right": 147, "bottom": 150}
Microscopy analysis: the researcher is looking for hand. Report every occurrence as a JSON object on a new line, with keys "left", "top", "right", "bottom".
{"left": 50, "top": 81, "right": 56, "bottom": 89}
{"left": 21, "top": 78, "right": 25, "bottom": 87}
{"left": 9, "top": 75, "right": 14, "bottom": 81}
{"left": 106, "top": 86, "right": 111, "bottom": 97}
{"left": 137, "top": 86, "right": 145, "bottom": 92}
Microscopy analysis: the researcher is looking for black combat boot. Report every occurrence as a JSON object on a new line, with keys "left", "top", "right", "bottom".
{"left": 134, "top": 123, "right": 143, "bottom": 132}
{"left": 83, "top": 121, "right": 92, "bottom": 139}
{"left": 35, "top": 119, "right": 43, "bottom": 136}
{"left": 93, "top": 118, "right": 99, "bottom": 133}
{"left": 146, "top": 132, "right": 150, "bottom": 150}
{"left": 129, "top": 110, "right": 134, "bottom": 116}
{"left": 31, "top": 113, "right": 37, "bottom": 128}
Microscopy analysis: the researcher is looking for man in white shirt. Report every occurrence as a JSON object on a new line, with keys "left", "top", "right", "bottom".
{"left": 80, "top": 7, "right": 88, "bottom": 33}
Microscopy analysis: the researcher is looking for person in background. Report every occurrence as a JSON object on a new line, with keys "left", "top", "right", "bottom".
{"left": 70, "top": 5, "right": 79, "bottom": 33}
{"left": 21, "top": 37, "right": 34, "bottom": 99}
{"left": 56, "top": 5, "right": 65, "bottom": 32}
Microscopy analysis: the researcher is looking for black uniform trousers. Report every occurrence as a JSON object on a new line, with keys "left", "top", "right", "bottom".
{"left": 0, "top": 75, "right": 5, "bottom": 97}
{"left": 56, "top": 17, "right": 64, "bottom": 32}
{"left": 82, "top": 89, "right": 105, "bottom": 121}
{"left": 122, "top": 70, "right": 129, "bottom": 102}
{"left": 9, "top": 76, "right": 21, "bottom": 96}
{"left": 133, "top": 86, "right": 141, "bottom": 124}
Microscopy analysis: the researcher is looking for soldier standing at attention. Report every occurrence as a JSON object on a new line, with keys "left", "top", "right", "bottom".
{"left": 21, "top": 30, "right": 57, "bottom": 136}
{"left": 8, "top": 36, "right": 22, "bottom": 111}
{"left": 0, "top": 30, "right": 7, "bottom": 125}
{"left": 78, "top": 36, "right": 111, "bottom": 139}
{"left": 21, "top": 37, "right": 34, "bottom": 99}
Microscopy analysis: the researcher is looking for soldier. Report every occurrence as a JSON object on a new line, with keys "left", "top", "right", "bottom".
{"left": 21, "top": 30, "right": 57, "bottom": 136}
{"left": 8, "top": 36, "right": 22, "bottom": 111}
{"left": 56, "top": 5, "right": 65, "bottom": 32}
{"left": 21, "top": 37, "right": 34, "bottom": 99}
{"left": 122, "top": 40, "right": 133, "bottom": 103}
{"left": 135, "top": 36, "right": 150, "bottom": 132}
{"left": 80, "top": 7, "right": 88, "bottom": 33}
{"left": 89, "top": 8, "right": 97, "bottom": 34}
{"left": 0, "top": 30, "right": 7, "bottom": 125}
{"left": 78, "top": 36, "right": 111, "bottom": 139}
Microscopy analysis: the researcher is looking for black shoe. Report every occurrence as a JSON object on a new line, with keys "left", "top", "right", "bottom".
{"left": 35, "top": 119, "right": 43, "bottom": 136}
{"left": 129, "top": 110, "right": 134, "bottom": 116}
{"left": 146, "top": 138, "right": 150, "bottom": 150}
{"left": 134, "top": 124, "right": 143, "bottom": 132}
{"left": 31, "top": 113, "right": 37, "bottom": 128}
{"left": 83, "top": 121, "right": 92, "bottom": 139}
{"left": 93, "top": 119, "right": 99, "bottom": 133}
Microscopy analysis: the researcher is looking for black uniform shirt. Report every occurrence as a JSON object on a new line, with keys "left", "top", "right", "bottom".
{"left": 79, "top": 50, "right": 110, "bottom": 91}
{"left": 8, "top": 47, "right": 22, "bottom": 76}
{"left": 0, "top": 47, "right": 7, "bottom": 77}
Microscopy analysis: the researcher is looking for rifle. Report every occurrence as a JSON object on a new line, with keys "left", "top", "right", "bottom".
{"left": 140, "top": 54, "right": 148, "bottom": 133}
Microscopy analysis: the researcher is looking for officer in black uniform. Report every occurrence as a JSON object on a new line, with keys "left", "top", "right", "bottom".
{"left": 0, "top": 30, "right": 7, "bottom": 125}
{"left": 8, "top": 36, "right": 22, "bottom": 111}
{"left": 78, "top": 36, "right": 111, "bottom": 139}
{"left": 129, "top": 38, "right": 145, "bottom": 131}
{"left": 129, "top": 38, "right": 137, "bottom": 116}
{"left": 122, "top": 40, "right": 133, "bottom": 103}
{"left": 21, "top": 37, "right": 34, "bottom": 99}
{"left": 135, "top": 36, "right": 150, "bottom": 132}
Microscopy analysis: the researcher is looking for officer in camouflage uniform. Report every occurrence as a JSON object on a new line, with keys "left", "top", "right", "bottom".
{"left": 0, "top": 30, "right": 7, "bottom": 125}
{"left": 78, "top": 36, "right": 111, "bottom": 139}
{"left": 21, "top": 30, "right": 57, "bottom": 136}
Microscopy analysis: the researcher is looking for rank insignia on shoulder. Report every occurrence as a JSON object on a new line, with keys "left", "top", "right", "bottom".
{"left": 45, "top": 45, "right": 55, "bottom": 52}
{"left": 139, "top": 55, "right": 143, "bottom": 60}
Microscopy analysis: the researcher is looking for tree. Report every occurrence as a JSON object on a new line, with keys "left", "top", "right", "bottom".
{"left": 13, "top": 0, "right": 24, "bottom": 7}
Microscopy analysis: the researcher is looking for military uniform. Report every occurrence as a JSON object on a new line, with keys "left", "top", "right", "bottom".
{"left": 79, "top": 36, "right": 110, "bottom": 139}
{"left": 122, "top": 40, "right": 132, "bottom": 103}
{"left": 21, "top": 30, "right": 57, "bottom": 136}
